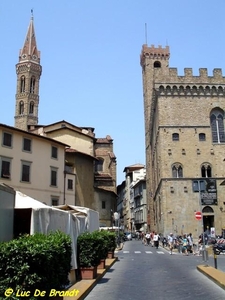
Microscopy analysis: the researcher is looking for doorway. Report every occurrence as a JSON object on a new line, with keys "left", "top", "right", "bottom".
{"left": 203, "top": 215, "right": 214, "bottom": 232}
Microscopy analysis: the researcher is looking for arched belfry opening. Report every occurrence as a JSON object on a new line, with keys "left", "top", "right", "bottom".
{"left": 154, "top": 61, "right": 161, "bottom": 68}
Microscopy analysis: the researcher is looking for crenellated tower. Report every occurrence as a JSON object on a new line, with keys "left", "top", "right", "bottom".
{"left": 14, "top": 13, "right": 42, "bottom": 131}
{"left": 140, "top": 42, "right": 225, "bottom": 236}
{"left": 140, "top": 44, "right": 170, "bottom": 230}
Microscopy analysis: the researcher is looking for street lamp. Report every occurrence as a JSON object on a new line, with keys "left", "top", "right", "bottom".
{"left": 113, "top": 212, "right": 120, "bottom": 247}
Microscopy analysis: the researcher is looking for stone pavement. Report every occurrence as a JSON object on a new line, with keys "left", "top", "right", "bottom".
{"left": 63, "top": 257, "right": 118, "bottom": 300}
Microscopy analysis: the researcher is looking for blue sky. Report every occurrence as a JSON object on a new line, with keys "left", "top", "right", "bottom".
{"left": 1, "top": 1, "right": 225, "bottom": 184}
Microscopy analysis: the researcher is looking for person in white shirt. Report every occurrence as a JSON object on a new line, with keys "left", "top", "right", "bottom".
{"left": 187, "top": 233, "right": 195, "bottom": 254}
{"left": 153, "top": 232, "right": 160, "bottom": 249}
{"left": 145, "top": 232, "right": 151, "bottom": 246}
{"left": 168, "top": 233, "right": 175, "bottom": 255}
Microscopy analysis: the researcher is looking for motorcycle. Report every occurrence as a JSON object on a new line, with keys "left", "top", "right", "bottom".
{"left": 213, "top": 242, "right": 225, "bottom": 255}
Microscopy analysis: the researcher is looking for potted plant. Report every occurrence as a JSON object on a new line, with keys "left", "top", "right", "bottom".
{"left": 100, "top": 231, "right": 117, "bottom": 259}
{"left": 96, "top": 231, "right": 110, "bottom": 269}
{"left": 77, "top": 232, "right": 103, "bottom": 279}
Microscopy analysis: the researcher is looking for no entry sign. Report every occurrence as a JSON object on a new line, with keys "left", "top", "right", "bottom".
{"left": 195, "top": 211, "right": 202, "bottom": 221}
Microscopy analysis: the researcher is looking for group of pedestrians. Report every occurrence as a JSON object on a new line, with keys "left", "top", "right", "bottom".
{"left": 140, "top": 231, "right": 160, "bottom": 248}
{"left": 137, "top": 231, "right": 203, "bottom": 256}
{"left": 163, "top": 232, "right": 203, "bottom": 256}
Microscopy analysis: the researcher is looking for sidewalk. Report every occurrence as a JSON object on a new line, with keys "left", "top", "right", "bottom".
{"left": 63, "top": 257, "right": 118, "bottom": 300}
{"left": 164, "top": 243, "right": 225, "bottom": 290}
{"left": 197, "top": 265, "right": 225, "bottom": 290}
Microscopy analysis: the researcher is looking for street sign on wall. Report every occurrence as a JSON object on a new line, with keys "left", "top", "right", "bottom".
{"left": 195, "top": 211, "right": 202, "bottom": 221}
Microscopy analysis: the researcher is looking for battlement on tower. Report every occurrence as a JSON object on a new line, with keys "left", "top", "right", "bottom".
{"left": 140, "top": 44, "right": 170, "bottom": 65}
{"left": 140, "top": 44, "right": 225, "bottom": 84}
{"left": 166, "top": 67, "right": 224, "bottom": 82}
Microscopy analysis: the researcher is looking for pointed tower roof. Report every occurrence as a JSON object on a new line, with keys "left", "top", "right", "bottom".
{"left": 19, "top": 11, "right": 40, "bottom": 64}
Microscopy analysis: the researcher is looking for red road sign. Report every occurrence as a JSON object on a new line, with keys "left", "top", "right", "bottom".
{"left": 195, "top": 211, "right": 202, "bottom": 220}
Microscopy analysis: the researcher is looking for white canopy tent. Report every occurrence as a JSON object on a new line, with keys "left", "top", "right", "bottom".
{"left": 15, "top": 192, "right": 88, "bottom": 270}
{"left": 55, "top": 204, "right": 99, "bottom": 233}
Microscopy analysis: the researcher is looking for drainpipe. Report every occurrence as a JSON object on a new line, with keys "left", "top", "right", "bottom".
{"left": 63, "top": 170, "right": 66, "bottom": 205}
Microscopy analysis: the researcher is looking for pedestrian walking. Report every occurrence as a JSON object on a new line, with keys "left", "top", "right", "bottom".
{"left": 182, "top": 234, "right": 189, "bottom": 256}
{"left": 187, "top": 233, "right": 194, "bottom": 254}
{"left": 195, "top": 235, "right": 203, "bottom": 256}
{"left": 168, "top": 233, "right": 175, "bottom": 255}
{"left": 153, "top": 232, "right": 160, "bottom": 249}
{"left": 141, "top": 232, "right": 145, "bottom": 244}
{"left": 145, "top": 232, "right": 151, "bottom": 246}
{"left": 162, "top": 236, "right": 167, "bottom": 248}
{"left": 150, "top": 231, "right": 155, "bottom": 247}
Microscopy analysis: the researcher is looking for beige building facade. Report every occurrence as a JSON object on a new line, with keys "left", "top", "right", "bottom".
{"left": 140, "top": 44, "right": 225, "bottom": 238}
{"left": 0, "top": 123, "right": 72, "bottom": 205}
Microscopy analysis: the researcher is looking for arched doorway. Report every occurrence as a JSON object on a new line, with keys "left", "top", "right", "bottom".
{"left": 202, "top": 206, "right": 214, "bottom": 233}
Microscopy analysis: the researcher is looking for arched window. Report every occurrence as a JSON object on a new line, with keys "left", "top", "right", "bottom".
{"left": 159, "top": 85, "right": 164, "bottom": 94}
{"left": 218, "top": 86, "right": 223, "bottom": 95}
{"left": 172, "top": 133, "right": 179, "bottom": 141}
{"left": 172, "top": 163, "right": 183, "bottom": 178}
{"left": 30, "top": 77, "right": 35, "bottom": 93}
{"left": 95, "top": 158, "right": 104, "bottom": 172}
{"left": 29, "top": 101, "right": 34, "bottom": 114}
{"left": 201, "top": 163, "right": 212, "bottom": 178}
{"left": 166, "top": 85, "right": 171, "bottom": 94}
{"left": 154, "top": 61, "right": 161, "bottom": 68}
{"left": 19, "top": 101, "right": 24, "bottom": 115}
{"left": 210, "top": 108, "right": 225, "bottom": 143}
{"left": 20, "top": 76, "right": 25, "bottom": 93}
{"left": 202, "top": 206, "right": 214, "bottom": 213}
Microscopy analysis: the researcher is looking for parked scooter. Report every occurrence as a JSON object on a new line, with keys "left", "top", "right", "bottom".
{"left": 213, "top": 242, "right": 225, "bottom": 255}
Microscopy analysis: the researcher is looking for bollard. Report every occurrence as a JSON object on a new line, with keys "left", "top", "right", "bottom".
{"left": 213, "top": 245, "right": 218, "bottom": 269}
{"left": 202, "top": 249, "right": 208, "bottom": 262}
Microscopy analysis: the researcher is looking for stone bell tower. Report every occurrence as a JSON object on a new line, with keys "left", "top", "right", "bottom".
{"left": 14, "top": 12, "right": 42, "bottom": 131}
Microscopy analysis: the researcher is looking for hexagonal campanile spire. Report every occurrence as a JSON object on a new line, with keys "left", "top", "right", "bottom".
{"left": 14, "top": 11, "right": 42, "bottom": 131}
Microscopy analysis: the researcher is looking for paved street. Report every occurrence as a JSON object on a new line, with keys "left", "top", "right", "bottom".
{"left": 85, "top": 240, "right": 225, "bottom": 300}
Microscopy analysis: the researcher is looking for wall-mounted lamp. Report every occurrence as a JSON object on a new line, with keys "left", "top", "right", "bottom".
{"left": 167, "top": 210, "right": 172, "bottom": 214}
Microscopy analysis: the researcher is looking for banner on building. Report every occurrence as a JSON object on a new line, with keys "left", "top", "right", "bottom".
{"left": 200, "top": 179, "right": 217, "bottom": 205}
